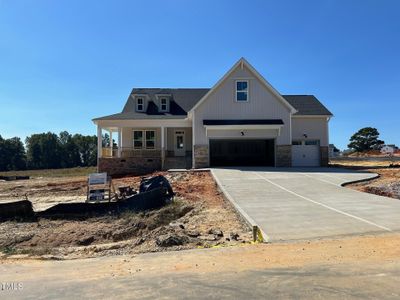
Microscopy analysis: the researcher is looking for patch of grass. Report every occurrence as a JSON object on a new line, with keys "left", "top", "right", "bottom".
{"left": 19, "top": 247, "right": 52, "bottom": 256}
{"left": 0, "top": 246, "right": 17, "bottom": 255}
{"left": 0, "top": 166, "right": 97, "bottom": 178}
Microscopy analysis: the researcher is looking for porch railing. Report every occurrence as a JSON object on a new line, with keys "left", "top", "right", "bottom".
{"left": 101, "top": 147, "right": 161, "bottom": 158}
{"left": 101, "top": 147, "right": 118, "bottom": 157}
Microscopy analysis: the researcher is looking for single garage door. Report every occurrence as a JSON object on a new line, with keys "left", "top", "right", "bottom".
{"left": 210, "top": 139, "right": 275, "bottom": 167}
{"left": 292, "top": 140, "right": 320, "bottom": 167}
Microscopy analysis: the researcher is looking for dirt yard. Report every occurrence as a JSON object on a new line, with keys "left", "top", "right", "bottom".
{"left": 0, "top": 171, "right": 252, "bottom": 259}
{"left": 331, "top": 159, "right": 400, "bottom": 200}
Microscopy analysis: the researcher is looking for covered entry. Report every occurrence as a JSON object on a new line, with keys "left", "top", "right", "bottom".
{"left": 210, "top": 139, "right": 275, "bottom": 166}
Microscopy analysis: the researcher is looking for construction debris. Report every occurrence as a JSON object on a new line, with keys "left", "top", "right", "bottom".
{"left": 0, "top": 175, "right": 30, "bottom": 181}
{"left": 0, "top": 175, "right": 174, "bottom": 220}
{"left": 0, "top": 171, "right": 252, "bottom": 259}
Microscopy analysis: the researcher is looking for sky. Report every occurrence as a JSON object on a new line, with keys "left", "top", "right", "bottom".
{"left": 0, "top": 0, "right": 399, "bottom": 150}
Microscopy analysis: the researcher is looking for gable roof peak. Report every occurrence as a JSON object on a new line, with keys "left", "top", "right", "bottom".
{"left": 189, "top": 57, "right": 297, "bottom": 114}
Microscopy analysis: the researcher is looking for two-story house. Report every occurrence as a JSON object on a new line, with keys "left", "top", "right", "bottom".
{"left": 93, "top": 58, "right": 332, "bottom": 175}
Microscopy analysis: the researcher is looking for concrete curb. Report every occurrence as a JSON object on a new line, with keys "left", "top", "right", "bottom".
{"left": 341, "top": 173, "right": 380, "bottom": 187}
{"left": 210, "top": 169, "right": 268, "bottom": 243}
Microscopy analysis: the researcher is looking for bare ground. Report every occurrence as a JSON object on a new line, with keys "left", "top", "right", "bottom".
{"left": 330, "top": 160, "right": 400, "bottom": 200}
{"left": 0, "top": 171, "right": 252, "bottom": 259}
{"left": 2, "top": 232, "right": 400, "bottom": 300}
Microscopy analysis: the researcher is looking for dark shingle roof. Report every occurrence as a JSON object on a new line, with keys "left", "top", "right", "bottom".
{"left": 92, "top": 88, "right": 209, "bottom": 121}
{"left": 93, "top": 89, "right": 332, "bottom": 121}
{"left": 122, "top": 88, "right": 209, "bottom": 114}
{"left": 283, "top": 95, "right": 333, "bottom": 116}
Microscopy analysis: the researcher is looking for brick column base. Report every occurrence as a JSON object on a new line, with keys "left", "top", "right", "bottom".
{"left": 193, "top": 145, "right": 209, "bottom": 168}
{"left": 276, "top": 145, "right": 292, "bottom": 167}
{"left": 320, "top": 146, "right": 329, "bottom": 166}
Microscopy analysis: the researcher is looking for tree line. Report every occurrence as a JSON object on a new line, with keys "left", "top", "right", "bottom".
{"left": 0, "top": 131, "right": 98, "bottom": 171}
{"left": 0, "top": 127, "right": 388, "bottom": 171}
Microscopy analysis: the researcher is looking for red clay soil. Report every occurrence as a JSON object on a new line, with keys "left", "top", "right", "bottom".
{"left": 0, "top": 171, "right": 252, "bottom": 259}
{"left": 338, "top": 164, "right": 400, "bottom": 200}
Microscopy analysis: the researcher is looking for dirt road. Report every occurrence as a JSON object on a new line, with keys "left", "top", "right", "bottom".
{"left": 1, "top": 233, "right": 400, "bottom": 299}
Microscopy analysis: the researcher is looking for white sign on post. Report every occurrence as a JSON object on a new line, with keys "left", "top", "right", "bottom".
{"left": 89, "top": 173, "right": 107, "bottom": 185}
{"left": 89, "top": 189, "right": 105, "bottom": 201}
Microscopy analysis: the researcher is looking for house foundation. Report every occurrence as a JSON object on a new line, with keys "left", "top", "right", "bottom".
{"left": 98, "top": 157, "right": 161, "bottom": 176}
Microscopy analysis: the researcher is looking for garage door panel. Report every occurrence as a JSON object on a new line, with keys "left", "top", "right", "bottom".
{"left": 210, "top": 139, "right": 274, "bottom": 167}
{"left": 292, "top": 145, "right": 320, "bottom": 167}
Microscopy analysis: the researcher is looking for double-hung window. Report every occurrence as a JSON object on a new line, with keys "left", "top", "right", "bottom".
{"left": 160, "top": 98, "right": 168, "bottom": 112}
{"left": 145, "top": 131, "right": 155, "bottom": 149}
{"left": 236, "top": 80, "right": 248, "bottom": 102}
{"left": 136, "top": 98, "right": 144, "bottom": 112}
{"left": 133, "top": 131, "right": 143, "bottom": 149}
{"left": 133, "top": 130, "right": 155, "bottom": 149}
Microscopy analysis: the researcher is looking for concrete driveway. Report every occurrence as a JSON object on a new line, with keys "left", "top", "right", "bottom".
{"left": 211, "top": 167, "right": 400, "bottom": 242}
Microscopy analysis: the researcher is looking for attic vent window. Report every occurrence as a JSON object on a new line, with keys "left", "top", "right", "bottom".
{"left": 236, "top": 80, "right": 248, "bottom": 102}
{"left": 136, "top": 98, "right": 144, "bottom": 112}
{"left": 160, "top": 97, "right": 168, "bottom": 112}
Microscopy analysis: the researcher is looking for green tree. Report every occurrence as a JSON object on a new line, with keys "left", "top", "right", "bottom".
{"left": 0, "top": 135, "right": 26, "bottom": 171}
{"left": 72, "top": 134, "right": 97, "bottom": 166}
{"left": 348, "top": 127, "right": 384, "bottom": 152}
{"left": 102, "top": 133, "right": 110, "bottom": 147}
{"left": 7, "top": 137, "right": 26, "bottom": 170}
{"left": 0, "top": 135, "right": 6, "bottom": 170}
{"left": 26, "top": 132, "right": 63, "bottom": 169}
{"left": 59, "top": 131, "right": 81, "bottom": 168}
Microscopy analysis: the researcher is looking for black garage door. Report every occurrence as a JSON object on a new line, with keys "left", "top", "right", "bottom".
{"left": 210, "top": 139, "right": 275, "bottom": 167}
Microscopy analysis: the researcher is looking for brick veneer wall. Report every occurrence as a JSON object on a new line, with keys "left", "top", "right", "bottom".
{"left": 276, "top": 145, "right": 292, "bottom": 167}
{"left": 98, "top": 157, "right": 161, "bottom": 176}
{"left": 320, "top": 146, "right": 329, "bottom": 167}
{"left": 193, "top": 145, "right": 209, "bottom": 168}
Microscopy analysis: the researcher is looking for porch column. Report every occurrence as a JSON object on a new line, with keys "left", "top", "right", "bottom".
{"left": 97, "top": 125, "right": 102, "bottom": 158}
{"left": 161, "top": 126, "right": 165, "bottom": 169}
{"left": 117, "top": 128, "right": 122, "bottom": 158}
{"left": 109, "top": 130, "right": 113, "bottom": 157}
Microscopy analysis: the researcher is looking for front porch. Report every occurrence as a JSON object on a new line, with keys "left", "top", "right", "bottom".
{"left": 97, "top": 123, "right": 192, "bottom": 175}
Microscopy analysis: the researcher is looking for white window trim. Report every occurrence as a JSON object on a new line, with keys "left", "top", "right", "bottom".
{"left": 145, "top": 130, "right": 156, "bottom": 149}
{"left": 133, "top": 130, "right": 156, "bottom": 149}
{"left": 235, "top": 80, "right": 249, "bottom": 102}
{"left": 159, "top": 97, "right": 169, "bottom": 112}
{"left": 133, "top": 130, "right": 144, "bottom": 149}
{"left": 136, "top": 97, "right": 145, "bottom": 112}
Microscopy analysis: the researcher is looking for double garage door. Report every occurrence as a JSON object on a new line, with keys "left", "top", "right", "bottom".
{"left": 210, "top": 139, "right": 275, "bottom": 167}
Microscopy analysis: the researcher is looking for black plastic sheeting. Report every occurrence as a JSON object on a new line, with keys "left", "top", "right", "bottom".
{"left": 0, "top": 176, "right": 174, "bottom": 221}
{"left": 140, "top": 175, "right": 174, "bottom": 195}
{"left": 0, "top": 200, "right": 35, "bottom": 221}
{"left": 0, "top": 176, "right": 30, "bottom": 181}
{"left": 37, "top": 187, "right": 169, "bottom": 219}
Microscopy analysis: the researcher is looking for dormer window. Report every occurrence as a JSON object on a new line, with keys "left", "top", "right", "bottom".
{"left": 236, "top": 80, "right": 248, "bottom": 102}
{"left": 160, "top": 97, "right": 169, "bottom": 112}
{"left": 136, "top": 97, "right": 144, "bottom": 112}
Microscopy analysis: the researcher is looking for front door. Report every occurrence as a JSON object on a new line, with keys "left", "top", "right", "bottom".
{"left": 174, "top": 131, "right": 185, "bottom": 156}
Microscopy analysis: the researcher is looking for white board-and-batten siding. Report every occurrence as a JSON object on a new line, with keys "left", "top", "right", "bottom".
{"left": 193, "top": 65, "right": 292, "bottom": 145}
